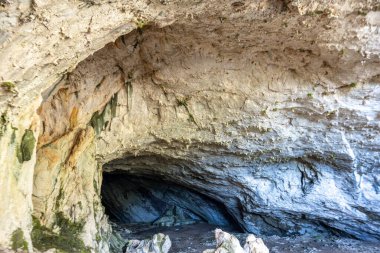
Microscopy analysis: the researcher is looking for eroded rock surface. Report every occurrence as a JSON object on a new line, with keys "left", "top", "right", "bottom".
{"left": 122, "top": 233, "right": 171, "bottom": 253}
{"left": 0, "top": 0, "right": 380, "bottom": 252}
{"left": 203, "top": 229, "right": 269, "bottom": 253}
{"left": 244, "top": 235, "right": 269, "bottom": 253}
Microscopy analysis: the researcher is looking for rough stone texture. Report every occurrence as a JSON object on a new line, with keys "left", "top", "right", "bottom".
{"left": 122, "top": 233, "right": 171, "bottom": 253}
{"left": 90, "top": 18, "right": 379, "bottom": 241}
{"left": 203, "top": 229, "right": 245, "bottom": 253}
{"left": 120, "top": 223, "right": 380, "bottom": 253}
{"left": 1, "top": 0, "right": 380, "bottom": 252}
{"left": 203, "top": 229, "right": 269, "bottom": 253}
{"left": 0, "top": 98, "right": 40, "bottom": 251}
{"left": 244, "top": 235, "right": 269, "bottom": 253}
{"left": 33, "top": 126, "right": 110, "bottom": 252}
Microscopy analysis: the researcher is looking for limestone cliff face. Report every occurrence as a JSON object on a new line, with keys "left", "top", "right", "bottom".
{"left": 0, "top": 99, "right": 40, "bottom": 250}
{"left": 0, "top": 0, "right": 380, "bottom": 252}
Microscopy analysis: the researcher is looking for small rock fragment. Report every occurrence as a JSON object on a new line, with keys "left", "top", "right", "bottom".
{"left": 123, "top": 233, "right": 171, "bottom": 253}
{"left": 243, "top": 234, "right": 269, "bottom": 253}
{"left": 204, "top": 229, "right": 269, "bottom": 253}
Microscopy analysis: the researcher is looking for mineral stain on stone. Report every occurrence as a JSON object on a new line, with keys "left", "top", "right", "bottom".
{"left": 90, "top": 93, "right": 118, "bottom": 134}
{"left": 10, "top": 228, "right": 28, "bottom": 251}
{"left": 0, "top": 112, "right": 8, "bottom": 138}
{"left": 17, "top": 129, "right": 36, "bottom": 162}
{"left": 0, "top": 81, "right": 17, "bottom": 93}
{"left": 31, "top": 213, "right": 90, "bottom": 253}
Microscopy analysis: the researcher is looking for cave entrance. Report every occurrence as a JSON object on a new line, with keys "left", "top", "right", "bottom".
{"left": 101, "top": 168, "right": 243, "bottom": 252}
{"left": 101, "top": 170, "right": 241, "bottom": 232}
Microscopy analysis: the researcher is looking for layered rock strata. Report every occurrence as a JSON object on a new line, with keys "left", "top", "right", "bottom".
{"left": 0, "top": 0, "right": 379, "bottom": 252}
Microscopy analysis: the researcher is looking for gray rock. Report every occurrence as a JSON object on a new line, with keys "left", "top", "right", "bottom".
{"left": 153, "top": 206, "right": 198, "bottom": 227}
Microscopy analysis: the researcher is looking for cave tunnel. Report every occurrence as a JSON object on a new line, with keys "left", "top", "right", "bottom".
{"left": 101, "top": 164, "right": 243, "bottom": 232}
{"left": 100, "top": 155, "right": 247, "bottom": 253}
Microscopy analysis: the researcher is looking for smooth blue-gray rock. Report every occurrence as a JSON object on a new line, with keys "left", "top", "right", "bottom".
{"left": 102, "top": 174, "right": 235, "bottom": 227}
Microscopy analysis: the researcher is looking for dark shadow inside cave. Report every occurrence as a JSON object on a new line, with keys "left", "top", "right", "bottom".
{"left": 101, "top": 170, "right": 242, "bottom": 232}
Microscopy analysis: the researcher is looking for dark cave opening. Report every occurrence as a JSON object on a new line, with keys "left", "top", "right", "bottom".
{"left": 101, "top": 170, "right": 242, "bottom": 232}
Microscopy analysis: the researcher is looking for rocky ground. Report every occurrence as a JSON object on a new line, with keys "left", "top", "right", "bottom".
{"left": 114, "top": 222, "right": 380, "bottom": 253}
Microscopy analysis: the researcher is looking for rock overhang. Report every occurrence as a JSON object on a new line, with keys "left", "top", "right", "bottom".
{"left": 1, "top": 1, "right": 380, "bottom": 251}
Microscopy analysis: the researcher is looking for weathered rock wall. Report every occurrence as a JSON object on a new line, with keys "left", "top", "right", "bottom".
{"left": 1, "top": 0, "right": 380, "bottom": 251}
{"left": 39, "top": 10, "right": 380, "bottom": 243}
{"left": 33, "top": 127, "right": 110, "bottom": 252}
{"left": 0, "top": 100, "right": 40, "bottom": 250}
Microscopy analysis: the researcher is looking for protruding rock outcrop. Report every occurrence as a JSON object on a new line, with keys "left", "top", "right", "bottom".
{"left": 204, "top": 229, "right": 269, "bottom": 253}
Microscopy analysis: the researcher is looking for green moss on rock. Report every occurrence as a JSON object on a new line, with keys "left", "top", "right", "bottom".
{"left": 0, "top": 112, "right": 8, "bottom": 138}
{"left": 349, "top": 82, "right": 357, "bottom": 88}
{"left": 11, "top": 228, "right": 28, "bottom": 251}
{"left": 31, "top": 213, "right": 90, "bottom": 253}
{"left": 55, "top": 187, "right": 65, "bottom": 209}
{"left": 1, "top": 81, "right": 17, "bottom": 93}
{"left": 90, "top": 93, "right": 118, "bottom": 134}
{"left": 17, "top": 129, "right": 36, "bottom": 162}
{"left": 10, "top": 128, "right": 17, "bottom": 144}
{"left": 175, "top": 97, "right": 199, "bottom": 127}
